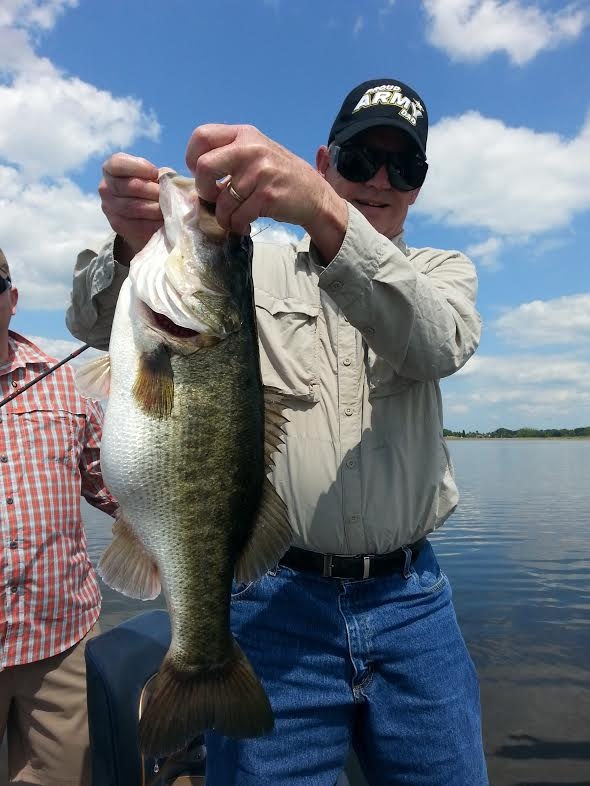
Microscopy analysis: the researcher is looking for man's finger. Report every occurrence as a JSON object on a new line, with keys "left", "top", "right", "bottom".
{"left": 102, "top": 152, "right": 160, "bottom": 181}
{"left": 102, "top": 194, "right": 163, "bottom": 221}
{"left": 185, "top": 124, "right": 241, "bottom": 174}
{"left": 101, "top": 174, "right": 160, "bottom": 201}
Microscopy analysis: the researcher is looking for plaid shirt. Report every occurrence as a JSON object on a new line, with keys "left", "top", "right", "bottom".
{"left": 0, "top": 332, "right": 117, "bottom": 670}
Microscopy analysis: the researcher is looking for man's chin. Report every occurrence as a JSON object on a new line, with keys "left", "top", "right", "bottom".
{"left": 354, "top": 202, "right": 397, "bottom": 236}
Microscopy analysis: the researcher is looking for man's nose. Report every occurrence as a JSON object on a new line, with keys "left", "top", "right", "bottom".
{"left": 366, "top": 163, "right": 390, "bottom": 188}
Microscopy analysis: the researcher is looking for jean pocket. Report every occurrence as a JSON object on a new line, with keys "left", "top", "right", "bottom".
{"left": 409, "top": 547, "right": 449, "bottom": 594}
{"left": 231, "top": 579, "right": 256, "bottom": 600}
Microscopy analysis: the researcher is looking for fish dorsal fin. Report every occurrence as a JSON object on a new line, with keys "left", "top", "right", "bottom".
{"left": 235, "top": 477, "right": 292, "bottom": 583}
{"left": 263, "top": 386, "right": 289, "bottom": 471}
{"left": 74, "top": 354, "right": 111, "bottom": 399}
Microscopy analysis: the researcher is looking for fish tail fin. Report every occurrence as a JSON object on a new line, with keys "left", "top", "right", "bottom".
{"left": 139, "top": 640, "right": 274, "bottom": 757}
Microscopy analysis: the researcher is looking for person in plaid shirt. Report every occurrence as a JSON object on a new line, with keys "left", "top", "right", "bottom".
{"left": 0, "top": 248, "right": 118, "bottom": 786}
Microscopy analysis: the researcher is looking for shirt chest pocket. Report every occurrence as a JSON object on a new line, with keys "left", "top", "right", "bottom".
{"left": 9, "top": 408, "right": 85, "bottom": 467}
{"left": 255, "top": 288, "right": 320, "bottom": 402}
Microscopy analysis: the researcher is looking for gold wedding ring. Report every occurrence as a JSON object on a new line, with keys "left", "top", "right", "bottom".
{"left": 227, "top": 181, "right": 245, "bottom": 203}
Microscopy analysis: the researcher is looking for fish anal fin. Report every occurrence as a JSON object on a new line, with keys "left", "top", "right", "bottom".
{"left": 98, "top": 513, "right": 161, "bottom": 600}
{"left": 74, "top": 354, "right": 111, "bottom": 399}
{"left": 132, "top": 346, "right": 174, "bottom": 419}
{"left": 139, "top": 639, "right": 273, "bottom": 756}
{"left": 235, "top": 477, "right": 291, "bottom": 583}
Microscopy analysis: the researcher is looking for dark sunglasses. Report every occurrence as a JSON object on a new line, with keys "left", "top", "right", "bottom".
{"left": 0, "top": 278, "right": 12, "bottom": 295}
{"left": 329, "top": 143, "right": 428, "bottom": 192}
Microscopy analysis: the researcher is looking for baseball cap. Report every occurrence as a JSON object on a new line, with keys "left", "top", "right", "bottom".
{"left": 328, "top": 78, "right": 428, "bottom": 156}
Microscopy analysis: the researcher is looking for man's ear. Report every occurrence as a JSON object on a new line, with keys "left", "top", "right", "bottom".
{"left": 316, "top": 145, "right": 331, "bottom": 177}
{"left": 408, "top": 187, "right": 421, "bottom": 206}
{"left": 10, "top": 287, "right": 18, "bottom": 316}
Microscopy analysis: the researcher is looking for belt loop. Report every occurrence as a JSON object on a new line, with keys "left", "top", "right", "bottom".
{"left": 363, "top": 556, "right": 371, "bottom": 580}
{"left": 323, "top": 554, "right": 333, "bottom": 577}
{"left": 401, "top": 546, "right": 413, "bottom": 579}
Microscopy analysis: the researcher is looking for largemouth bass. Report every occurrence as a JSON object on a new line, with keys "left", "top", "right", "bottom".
{"left": 76, "top": 173, "right": 291, "bottom": 757}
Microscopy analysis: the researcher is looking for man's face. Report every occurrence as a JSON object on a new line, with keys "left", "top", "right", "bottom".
{"left": 317, "top": 126, "right": 422, "bottom": 238}
{"left": 0, "top": 284, "right": 18, "bottom": 337}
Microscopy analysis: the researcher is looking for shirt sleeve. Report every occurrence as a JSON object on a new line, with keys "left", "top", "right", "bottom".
{"left": 66, "top": 233, "right": 129, "bottom": 351}
{"left": 316, "top": 203, "right": 482, "bottom": 381}
{"left": 79, "top": 398, "right": 118, "bottom": 517}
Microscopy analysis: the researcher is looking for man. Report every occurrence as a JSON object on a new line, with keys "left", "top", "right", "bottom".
{"left": 0, "top": 248, "right": 118, "bottom": 785}
{"left": 67, "top": 78, "right": 487, "bottom": 785}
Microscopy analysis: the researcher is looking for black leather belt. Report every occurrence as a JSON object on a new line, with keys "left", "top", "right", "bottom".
{"left": 279, "top": 538, "right": 426, "bottom": 580}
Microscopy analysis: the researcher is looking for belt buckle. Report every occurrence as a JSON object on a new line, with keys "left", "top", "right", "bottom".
{"left": 322, "top": 554, "right": 334, "bottom": 577}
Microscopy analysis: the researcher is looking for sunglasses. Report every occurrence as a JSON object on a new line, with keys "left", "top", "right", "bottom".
{"left": 0, "top": 278, "right": 12, "bottom": 295}
{"left": 329, "top": 143, "right": 428, "bottom": 192}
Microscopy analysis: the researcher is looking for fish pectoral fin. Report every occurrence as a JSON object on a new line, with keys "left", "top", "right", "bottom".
{"left": 235, "top": 477, "right": 292, "bottom": 583}
{"left": 138, "top": 640, "right": 273, "bottom": 757}
{"left": 74, "top": 354, "right": 111, "bottom": 399}
{"left": 132, "top": 346, "right": 174, "bottom": 419}
{"left": 263, "top": 386, "right": 289, "bottom": 471}
{"left": 98, "top": 513, "right": 161, "bottom": 600}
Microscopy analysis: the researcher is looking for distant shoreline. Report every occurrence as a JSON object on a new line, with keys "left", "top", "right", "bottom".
{"left": 446, "top": 436, "right": 590, "bottom": 441}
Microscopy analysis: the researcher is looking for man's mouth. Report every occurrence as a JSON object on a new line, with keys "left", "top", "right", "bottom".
{"left": 355, "top": 199, "right": 389, "bottom": 209}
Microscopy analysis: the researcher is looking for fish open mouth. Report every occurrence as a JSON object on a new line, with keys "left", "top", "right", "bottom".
{"left": 151, "top": 310, "right": 200, "bottom": 338}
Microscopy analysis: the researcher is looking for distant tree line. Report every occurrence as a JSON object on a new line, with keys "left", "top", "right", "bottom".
{"left": 443, "top": 427, "right": 590, "bottom": 439}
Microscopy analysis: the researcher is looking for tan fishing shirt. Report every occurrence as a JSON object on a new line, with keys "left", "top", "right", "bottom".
{"left": 67, "top": 204, "right": 481, "bottom": 555}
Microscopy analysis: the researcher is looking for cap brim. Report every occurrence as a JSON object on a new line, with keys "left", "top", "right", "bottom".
{"left": 333, "top": 117, "right": 426, "bottom": 155}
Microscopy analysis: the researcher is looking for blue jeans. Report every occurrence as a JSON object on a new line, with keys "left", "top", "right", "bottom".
{"left": 205, "top": 541, "right": 488, "bottom": 785}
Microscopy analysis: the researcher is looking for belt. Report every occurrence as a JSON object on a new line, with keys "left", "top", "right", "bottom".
{"left": 279, "top": 538, "right": 426, "bottom": 580}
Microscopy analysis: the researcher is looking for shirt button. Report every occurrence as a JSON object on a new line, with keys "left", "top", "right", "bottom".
{"left": 342, "top": 358, "right": 352, "bottom": 367}
{"left": 330, "top": 281, "right": 343, "bottom": 292}
{"left": 9, "top": 540, "right": 17, "bottom": 549}
{"left": 10, "top": 585, "right": 18, "bottom": 593}
{"left": 346, "top": 458, "right": 357, "bottom": 469}
{"left": 351, "top": 514, "right": 360, "bottom": 523}
{"left": 6, "top": 497, "right": 13, "bottom": 504}
{"left": 344, "top": 407, "right": 353, "bottom": 416}
{"left": 0, "top": 455, "right": 7, "bottom": 463}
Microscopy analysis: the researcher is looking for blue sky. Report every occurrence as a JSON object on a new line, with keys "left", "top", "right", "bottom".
{"left": 1, "top": 0, "right": 589, "bottom": 431}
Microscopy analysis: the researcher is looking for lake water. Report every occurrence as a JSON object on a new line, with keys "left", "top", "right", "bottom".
{"left": 2, "top": 440, "right": 589, "bottom": 785}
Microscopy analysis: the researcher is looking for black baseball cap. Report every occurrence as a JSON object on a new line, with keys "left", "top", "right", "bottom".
{"left": 328, "top": 78, "right": 428, "bottom": 156}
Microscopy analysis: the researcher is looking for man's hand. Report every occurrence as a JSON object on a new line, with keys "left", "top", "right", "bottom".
{"left": 99, "top": 153, "right": 165, "bottom": 263}
{"left": 186, "top": 124, "right": 348, "bottom": 259}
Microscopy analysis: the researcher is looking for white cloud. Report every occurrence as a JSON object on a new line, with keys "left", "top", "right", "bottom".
{"left": 423, "top": 0, "right": 588, "bottom": 65}
{"left": 493, "top": 293, "right": 590, "bottom": 347}
{"left": 0, "top": 168, "right": 110, "bottom": 309}
{"left": 465, "top": 236, "right": 503, "bottom": 270}
{"left": 25, "top": 335, "right": 105, "bottom": 365}
{"left": 444, "top": 352, "right": 590, "bottom": 428}
{"left": 0, "top": 2, "right": 160, "bottom": 178}
{"left": 0, "top": 71, "right": 160, "bottom": 178}
{"left": 417, "top": 110, "right": 590, "bottom": 237}
{"left": 353, "top": 15, "right": 364, "bottom": 35}
{"left": 251, "top": 220, "right": 301, "bottom": 246}
{"left": 0, "top": 0, "right": 77, "bottom": 31}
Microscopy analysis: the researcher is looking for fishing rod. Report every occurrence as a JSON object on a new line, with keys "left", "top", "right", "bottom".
{"left": 0, "top": 343, "right": 91, "bottom": 409}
